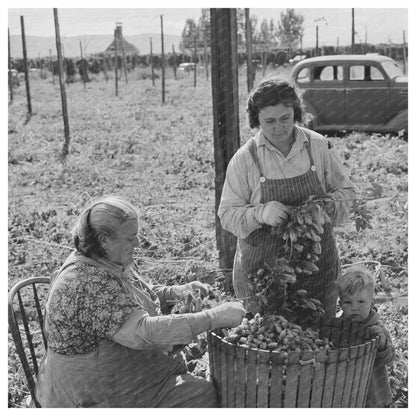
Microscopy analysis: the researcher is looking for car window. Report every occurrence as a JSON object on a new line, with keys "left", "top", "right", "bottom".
{"left": 296, "top": 67, "right": 310, "bottom": 83}
{"left": 382, "top": 61, "right": 404, "bottom": 79}
{"left": 313, "top": 65, "right": 343, "bottom": 81}
{"left": 349, "top": 65, "right": 385, "bottom": 81}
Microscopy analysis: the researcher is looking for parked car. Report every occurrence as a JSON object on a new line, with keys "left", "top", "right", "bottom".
{"left": 290, "top": 54, "right": 408, "bottom": 135}
{"left": 289, "top": 54, "right": 307, "bottom": 65}
{"left": 178, "top": 63, "right": 196, "bottom": 72}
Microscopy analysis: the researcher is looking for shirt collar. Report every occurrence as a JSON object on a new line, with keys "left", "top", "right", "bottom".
{"left": 256, "top": 124, "right": 309, "bottom": 156}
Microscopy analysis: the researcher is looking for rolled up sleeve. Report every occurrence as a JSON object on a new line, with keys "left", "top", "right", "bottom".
{"left": 218, "top": 150, "right": 261, "bottom": 239}
{"left": 112, "top": 309, "right": 212, "bottom": 350}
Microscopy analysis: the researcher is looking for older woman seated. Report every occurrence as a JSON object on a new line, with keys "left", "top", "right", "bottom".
{"left": 35, "top": 196, "right": 245, "bottom": 407}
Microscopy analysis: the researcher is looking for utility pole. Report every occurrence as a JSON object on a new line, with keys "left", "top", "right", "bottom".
{"left": 210, "top": 8, "right": 240, "bottom": 270}
{"left": 8, "top": 28, "right": 13, "bottom": 103}
{"left": 79, "top": 39, "right": 86, "bottom": 89}
{"left": 172, "top": 44, "right": 177, "bottom": 79}
{"left": 193, "top": 34, "right": 197, "bottom": 87}
{"left": 53, "top": 8, "right": 70, "bottom": 160}
{"left": 20, "top": 15, "right": 32, "bottom": 115}
{"left": 351, "top": 8, "right": 355, "bottom": 54}
{"left": 402, "top": 30, "right": 407, "bottom": 75}
{"left": 150, "top": 38, "right": 155, "bottom": 86}
{"left": 315, "top": 25, "right": 319, "bottom": 56}
{"left": 245, "top": 8, "right": 254, "bottom": 92}
{"left": 114, "top": 29, "right": 119, "bottom": 96}
{"left": 160, "top": 15, "right": 166, "bottom": 104}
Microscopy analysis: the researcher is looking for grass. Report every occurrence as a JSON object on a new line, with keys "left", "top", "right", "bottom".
{"left": 8, "top": 65, "right": 408, "bottom": 407}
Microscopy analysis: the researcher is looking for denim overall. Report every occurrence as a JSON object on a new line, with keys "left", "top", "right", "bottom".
{"left": 233, "top": 131, "right": 339, "bottom": 316}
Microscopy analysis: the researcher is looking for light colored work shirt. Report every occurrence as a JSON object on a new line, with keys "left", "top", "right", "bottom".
{"left": 218, "top": 125, "right": 355, "bottom": 239}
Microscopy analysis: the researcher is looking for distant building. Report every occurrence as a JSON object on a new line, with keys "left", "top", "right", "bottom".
{"left": 105, "top": 22, "right": 139, "bottom": 54}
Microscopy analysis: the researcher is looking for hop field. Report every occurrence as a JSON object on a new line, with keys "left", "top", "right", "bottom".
{"left": 7, "top": 67, "right": 408, "bottom": 407}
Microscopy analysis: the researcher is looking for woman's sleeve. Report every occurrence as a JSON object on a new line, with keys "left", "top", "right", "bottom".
{"left": 112, "top": 309, "right": 213, "bottom": 350}
{"left": 217, "top": 150, "right": 261, "bottom": 239}
{"left": 322, "top": 142, "right": 356, "bottom": 226}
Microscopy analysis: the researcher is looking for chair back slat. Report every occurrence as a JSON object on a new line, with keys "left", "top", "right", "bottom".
{"left": 17, "top": 291, "right": 39, "bottom": 375}
{"left": 32, "top": 284, "right": 48, "bottom": 349}
{"left": 8, "top": 277, "right": 50, "bottom": 408}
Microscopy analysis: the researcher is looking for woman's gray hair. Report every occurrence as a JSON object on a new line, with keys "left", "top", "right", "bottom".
{"left": 72, "top": 195, "right": 138, "bottom": 258}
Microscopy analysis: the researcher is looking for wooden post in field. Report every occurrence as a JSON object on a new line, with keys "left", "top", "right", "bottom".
{"left": 210, "top": 8, "right": 240, "bottom": 270}
{"left": 245, "top": 8, "right": 254, "bottom": 92}
{"left": 20, "top": 16, "right": 32, "bottom": 115}
{"left": 120, "top": 38, "right": 128, "bottom": 84}
{"left": 160, "top": 15, "right": 166, "bottom": 104}
{"left": 79, "top": 39, "right": 86, "bottom": 89}
{"left": 351, "top": 8, "right": 355, "bottom": 54}
{"left": 8, "top": 28, "right": 13, "bottom": 103}
{"left": 203, "top": 34, "right": 209, "bottom": 80}
{"left": 193, "top": 35, "right": 197, "bottom": 87}
{"left": 53, "top": 8, "right": 70, "bottom": 160}
{"left": 114, "top": 29, "right": 119, "bottom": 96}
{"left": 172, "top": 44, "right": 177, "bottom": 79}
{"left": 402, "top": 30, "right": 407, "bottom": 75}
{"left": 50, "top": 48, "right": 55, "bottom": 85}
{"left": 150, "top": 38, "right": 155, "bottom": 86}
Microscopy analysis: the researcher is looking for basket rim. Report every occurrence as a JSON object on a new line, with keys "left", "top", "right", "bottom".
{"left": 209, "top": 317, "right": 380, "bottom": 358}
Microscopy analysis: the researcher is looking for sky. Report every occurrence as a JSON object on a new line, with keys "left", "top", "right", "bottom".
{"left": 6, "top": 2, "right": 411, "bottom": 48}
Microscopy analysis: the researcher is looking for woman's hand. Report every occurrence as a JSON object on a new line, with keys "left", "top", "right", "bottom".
{"left": 207, "top": 302, "right": 246, "bottom": 329}
{"left": 254, "top": 201, "right": 291, "bottom": 227}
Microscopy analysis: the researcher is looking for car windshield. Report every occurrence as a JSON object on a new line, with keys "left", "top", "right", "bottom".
{"left": 382, "top": 61, "right": 404, "bottom": 79}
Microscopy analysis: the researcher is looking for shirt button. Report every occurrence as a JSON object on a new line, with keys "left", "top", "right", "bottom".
{"left": 311, "top": 165, "right": 317, "bottom": 172}
{"left": 260, "top": 177, "right": 266, "bottom": 183}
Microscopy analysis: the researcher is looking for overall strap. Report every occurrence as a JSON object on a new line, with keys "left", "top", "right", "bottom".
{"left": 301, "top": 128, "right": 317, "bottom": 172}
{"left": 248, "top": 138, "right": 265, "bottom": 179}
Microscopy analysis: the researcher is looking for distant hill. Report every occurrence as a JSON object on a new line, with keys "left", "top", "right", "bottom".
{"left": 9, "top": 33, "right": 182, "bottom": 59}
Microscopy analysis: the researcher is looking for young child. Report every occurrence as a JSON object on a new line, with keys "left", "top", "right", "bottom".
{"left": 335, "top": 265, "right": 395, "bottom": 408}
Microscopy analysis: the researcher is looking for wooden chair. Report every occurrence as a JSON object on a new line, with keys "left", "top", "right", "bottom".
{"left": 8, "top": 277, "right": 51, "bottom": 408}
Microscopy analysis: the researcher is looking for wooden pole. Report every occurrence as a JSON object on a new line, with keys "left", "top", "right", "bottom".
{"left": 193, "top": 35, "right": 197, "bottom": 87}
{"left": 160, "top": 15, "right": 166, "bottom": 104}
{"left": 204, "top": 34, "right": 209, "bottom": 80}
{"left": 53, "top": 8, "right": 70, "bottom": 160}
{"left": 114, "top": 29, "right": 119, "bottom": 96}
{"left": 402, "top": 30, "right": 407, "bottom": 75}
{"left": 20, "top": 16, "right": 32, "bottom": 115}
{"left": 245, "top": 8, "right": 254, "bottom": 92}
{"left": 79, "top": 39, "right": 86, "bottom": 89}
{"left": 210, "top": 8, "right": 240, "bottom": 270}
{"left": 150, "top": 38, "right": 155, "bottom": 86}
{"left": 172, "top": 44, "right": 177, "bottom": 79}
{"left": 120, "top": 38, "right": 128, "bottom": 84}
{"left": 8, "top": 28, "right": 13, "bottom": 104}
{"left": 50, "top": 48, "right": 55, "bottom": 85}
{"left": 315, "top": 25, "right": 319, "bottom": 56}
{"left": 351, "top": 8, "right": 355, "bottom": 54}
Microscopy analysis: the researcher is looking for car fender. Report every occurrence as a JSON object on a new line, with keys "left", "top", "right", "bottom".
{"left": 384, "top": 108, "right": 408, "bottom": 132}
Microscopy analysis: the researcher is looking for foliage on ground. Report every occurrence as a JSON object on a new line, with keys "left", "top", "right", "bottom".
{"left": 8, "top": 67, "right": 407, "bottom": 407}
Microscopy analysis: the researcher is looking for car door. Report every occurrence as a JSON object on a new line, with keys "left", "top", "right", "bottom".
{"left": 307, "top": 64, "right": 346, "bottom": 127}
{"left": 345, "top": 62, "right": 390, "bottom": 128}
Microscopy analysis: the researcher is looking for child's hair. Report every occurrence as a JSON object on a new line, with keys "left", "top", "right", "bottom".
{"left": 336, "top": 265, "right": 376, "bottom": 297}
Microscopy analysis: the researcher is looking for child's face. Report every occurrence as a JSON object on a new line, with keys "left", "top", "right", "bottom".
{"left": 340, "top": 289, "right": 373, "bottom": 322}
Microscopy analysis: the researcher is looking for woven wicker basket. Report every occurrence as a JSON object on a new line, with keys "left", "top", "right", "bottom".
{"left": 208, "top": 317, "right": 380, "bottom": 408}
